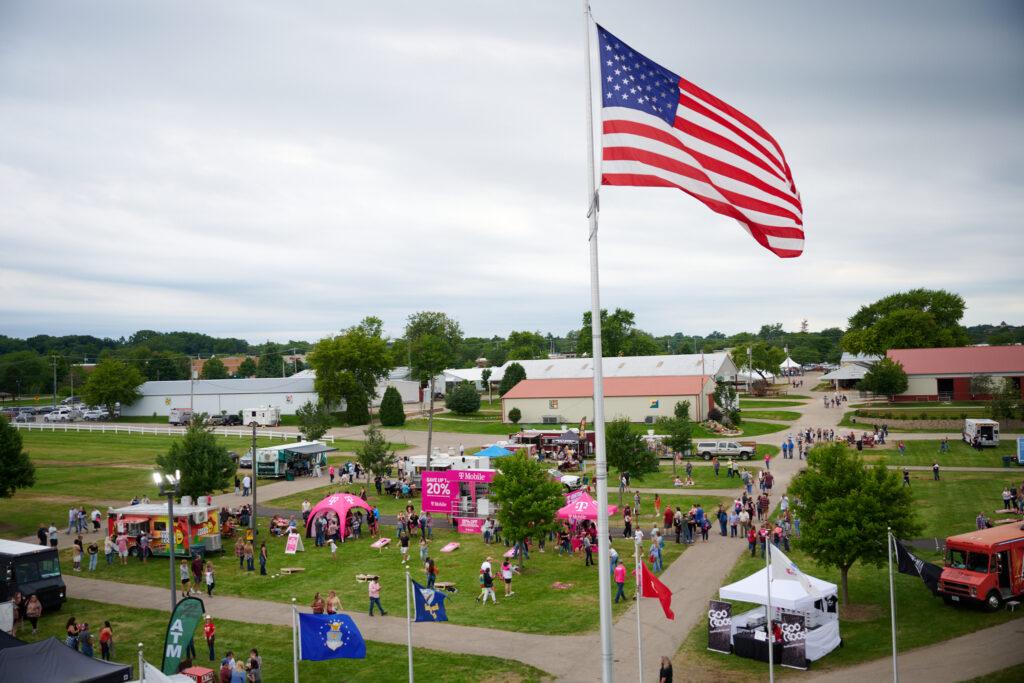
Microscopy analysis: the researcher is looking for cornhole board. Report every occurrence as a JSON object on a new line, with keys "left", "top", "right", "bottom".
{"left": 440, "top": 542, "right": 460, "bottom": 553}
{"left": 371, "top": 537, "right": 391, "bottom": 553}
{"left": 279, "top": 567, "right": 305, "bottom": 575}
{"left": 503, "top": 548, "right": 516, "bottom": 559}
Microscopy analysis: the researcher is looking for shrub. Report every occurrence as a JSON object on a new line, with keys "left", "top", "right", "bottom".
{"left": 378, "top": 385, "right": 406, "bottom": 426}
{"left": 707, "top": 407, "right": 723, "bottom": 423}
{"left": 508, "top": 407, "right": 522, "bottom": 424}
{"left": 446, "top": 381, "right": 481, "bottom": 415}
{"left": 344, "top": 386, "right": 370, "bottom": 426}
{"left": 498, "top": 362, "right": 527, "bottom": 396}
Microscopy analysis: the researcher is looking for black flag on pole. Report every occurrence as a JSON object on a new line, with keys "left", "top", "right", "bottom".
{"left": 894, "top": 539, "right": 941, "bottom": 595}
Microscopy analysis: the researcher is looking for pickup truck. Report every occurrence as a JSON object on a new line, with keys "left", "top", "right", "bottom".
{"left": 692, "top": 440, "right": 757, "bottom": 461}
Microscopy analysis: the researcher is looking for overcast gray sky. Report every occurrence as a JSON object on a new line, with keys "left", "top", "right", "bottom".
{"left": 2, "top": 0, "right": 1022, "bottom": 342}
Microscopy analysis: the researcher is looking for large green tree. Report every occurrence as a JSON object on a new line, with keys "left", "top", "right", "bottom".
{"left": 859, "top": 358, "right": 909, "bottom": 398}
{"left": 504, "top": 331, "right": 548, "bottom": 361}
{"left": 378, "top": 385, "right": 406, "bottom": 426}
{"left": 405, "top": 311, "right": 463, "bottom": 466}
{"left": 256, "top": 352, "right": 284, "bottom": 378}
{"left": 155, "top": 419, "right": 236, "bottom": 500}
{"left": 842, "top": 289, "right": 970, "bottom": 355}
{"left": 789, "top": 443, "right": 921, "bottom": 604}
{"left": 200, "top": 357, "right": 230, "bottom": 380}
{"left": 234, "top": 357, "right": 258, "bottom": 378}
{"left": 489, "top": 451, "right": 563, "bottom": 569}
{"left": 308, "top": 317, "right": 392, "bottom": 412}
{"left": 295, "top": 400, "right": 333, "bottom": 441}
{"left": 731, "top": 342, "right": 785, "bottom": 381}
{"left": 0, "top": 350, "right": 49, "bottom": 396}
{"left": 446, "top": 381, "right": 481, "bottom": 415}
{"left": 356, "top": 425, "right": 397, "bottom": 481}
{"left": 0, "top": 416, "right": 36, "bottom": 498}
{"left": 655, "top": 401, "right": 693, "bottom": 461}
{"left": 81, "top": 358, "right": 145, "bottom": 416}
{"left": 498, "top": 362, "right": 527, "bottom": 397}
{"left": 576, "top": 308, "right": 662, "bottom": 357}
{"left": 713, "top": 379, "right": 741, "bottom": 426}
{"left": 605, "top": 417, "right": 659, "bottom": 479}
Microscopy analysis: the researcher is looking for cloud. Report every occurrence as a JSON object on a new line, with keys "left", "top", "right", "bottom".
{"left": 1, "top": 0, "right": 1022, "bottom": 342}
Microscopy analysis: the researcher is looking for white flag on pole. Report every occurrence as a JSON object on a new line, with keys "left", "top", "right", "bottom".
{"left": 769, "top": 545, "right": 820, "bottom": 599}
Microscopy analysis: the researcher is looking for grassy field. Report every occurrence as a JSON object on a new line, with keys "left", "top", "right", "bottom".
{"left": 0, "top": 430, "right": 395, "bottom": 539}
{"left": 738, "top": 400, "right": 808, "bottom": 408}
{"left": 740, "top": 410, "right": 802, "bottom": 421}
{"left": 268, "top": 483, "right": 414, "bottom": 517}
{"left": 858, "top": 440, "right": 1020, "bottom": 468}
{"left": 838, "top": 411, "right": 965, "bottom": 433}
{"left": 733, "top": 421, "right": 789, "bottom": 438}
{"left": 967, "top": 664, "right": 1024, "bottom": 682}
{"left": 628, "top": 458, "right": 770, "bottom": 491}
{"left": 674, "top": 465, "right": 1024, "bottom": 679}
{"left": 19, "top": 598, "right": 550, "bottom": 682}
{"left": 58, "top": 519, "right": 696, "bottom": 636}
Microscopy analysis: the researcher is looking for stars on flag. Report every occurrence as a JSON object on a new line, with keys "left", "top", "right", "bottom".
{"left": 597, "top": 28, "right": 679, "bottom": 125}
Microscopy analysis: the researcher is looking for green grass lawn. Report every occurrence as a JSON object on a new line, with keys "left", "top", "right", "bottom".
{"left": 59, "top": 521, "right": 689, "bottom": 636}
{"left": 628, "top": 459, "right": 769, "bottom": 490}
{"left": 738, "top": 400, "right": 808, "bottom": 408}
{"left": 966, "top": 663, "right": 1024, "bottom": 683}
{"left": 734, "top": 421, "right": 789, "bottom": 437}
{"left": 838, "top": 411, "right": 965, "bottom": 433}
{"left": 19, "top": 598, "right": 550, "bottom": 683}
{"left": 907, "top": 471, "right": 1024, "bottom": 550}
{"left": 858, "top": 439, "right": 1020, "bottom": 468}
{"left": 677, "top": 546, "right": 1022, "bottom": 679}
{"left": 740, "top": 410, "right": 802, "bottom": 421}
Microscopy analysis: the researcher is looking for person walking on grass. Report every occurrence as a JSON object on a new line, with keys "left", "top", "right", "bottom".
{"left": 259, "top": 542, "right": 268, "bottom": 576}
{"left": 614, "top": 559, "right": 627, "bottom": 602}
{"left": 203, "top": 615, "right": 216, "bottom": 661}
{"left": 87, "top": 540, "right": 98, "bottom": 571}
{"left": 326, "top": 590, "right": 342, "bottom": 614}
{"left": 368, "top": 577, "right": 386, "bottom": 616}
{"left": 584, "top": 534, "right": 594, "bottom": 566}
{"left": 79, "top": 622, "right": 94, "bottom": 658}
{"left": 478, "top": 567, "right": 497, "bottom": 604}
{"left": 99, "top": 621, "right": 113, "bottom": 660}
{"left": 399, "top": 530, "right": 410, "bottom": 565}
{"left": 205, "top": 562, "right": 216, "bottom": 596}
{"left": 25, "top": 594, "right": 42, "bottom": 635}
{"left": 244, "top": 541, "right": 255, "bottom": 572}
{"left": 425, "top": 557, "right": 437, "bottom": 589}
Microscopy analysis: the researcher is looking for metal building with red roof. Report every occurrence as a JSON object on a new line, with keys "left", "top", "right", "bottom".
{"left": 885, "top": 346, "right": 1024, "bottom": 401}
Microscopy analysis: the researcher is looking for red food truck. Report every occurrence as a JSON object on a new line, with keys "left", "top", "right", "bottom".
{"left": 939, "top": 524, "right": 1024, "bottom": 610}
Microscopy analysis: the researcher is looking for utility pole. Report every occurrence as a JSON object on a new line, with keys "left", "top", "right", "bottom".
{"left": 251, "top": 422, "right": 258, "bottom": 537}
{"left": 52, "top": 356, "right": 57, "bottom": 410}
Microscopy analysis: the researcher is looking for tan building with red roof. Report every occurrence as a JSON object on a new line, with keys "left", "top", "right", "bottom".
{"left": 886, "top": 346, "right": 1024, "bottom": 401}
{"left": 500, "top": 375, "right": 716, "bottom": 424}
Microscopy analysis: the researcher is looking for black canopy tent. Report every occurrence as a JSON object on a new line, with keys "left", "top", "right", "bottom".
{"left": 550, "top": 431, "right": 580, "bottom": 445}
{"left": 0, "top": 630, "right": 24, "bottom": 651}
{"left": 0, "top": 637, "right": 132, "bottom": 683}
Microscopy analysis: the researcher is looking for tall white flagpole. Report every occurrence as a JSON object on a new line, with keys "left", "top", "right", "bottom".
{"left": 406, "top": 570, "right": 415, "bottom": 683}
{"left": 138, "top": 642, "right": 145, "bottom": 682}
{"left": 581, "top": 2, "right": 615, "bottom": 680}
{"left": 291, "top": 598, "right": 299, "bottom": 683}
{"left": 766, "top": 541, "right": 774, "bottom": 683}
{"left": 634, "top": 540, "right": 644, "bottom": 683}
{"left": 888, "top": 529, "right": 899, "bottom": 682}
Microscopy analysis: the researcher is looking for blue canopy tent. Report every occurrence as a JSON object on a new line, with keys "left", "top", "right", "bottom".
{"left": 476, "top": 445, "right": 514, "bottom": 458}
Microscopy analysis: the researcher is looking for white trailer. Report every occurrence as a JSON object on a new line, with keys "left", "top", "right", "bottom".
{"left": 963, "top": 418, "right": 1000, "bottom": 447}
{"left": 168, "top": 408, "right": 194, "bottom": 426}
{"left": 243, "top": 406, "right": 281, "bottom": 427}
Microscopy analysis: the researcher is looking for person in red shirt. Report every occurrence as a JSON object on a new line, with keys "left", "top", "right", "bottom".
{"left": 203, "top": 615, "right": 216, "bottom": 661}
{"left": 662, "top": 506, "right": 674, "bottom": 536}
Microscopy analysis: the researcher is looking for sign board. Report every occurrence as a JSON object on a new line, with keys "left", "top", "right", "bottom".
{"left": 245, "top": 528, "right": 254, "bottom": 542}
{"left": 780, "top": 612, "right": 807, "bottom": 669}
{"left": 421, "top": 469, "right": 496, "bottom": 514}
{"left": 706, "top": 600, "right": 732, "bottom": 654}
{"left": 162, "top": 597, "right": 206, "bottom": 674}
{"left": 285, "top": 532, "right": 303, "bottom": 554}
{"left": 1017, "top": 437, "right": 1024, "bottom": 465}
{"left": 457, "top": 518, "right": 485, "bottom": 534}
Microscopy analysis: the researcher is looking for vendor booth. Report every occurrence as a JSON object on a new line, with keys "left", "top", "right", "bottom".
{"left": 715, "top": 553, "right": 841, "bottom": 666}
{"left": 107, "top": 503, "right": 221, "bottom": 558}
{"left": 474, "top": 445, "right": 513, "bottom": 459}
{"left": 0, "top": 637, "right": 132, "bottom": 683}
{"left": 254, "top": 441, "right": 337, "bottom": 479}
{"left": 557, "top": 492, "right": 618, "bottom": 521}
{"left": 304, "top": 493, "right": 373, "bottom": 540}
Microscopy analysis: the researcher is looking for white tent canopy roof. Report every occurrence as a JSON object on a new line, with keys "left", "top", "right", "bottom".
{"left": 720, "top": 566, "right": 837, "bottom": 611}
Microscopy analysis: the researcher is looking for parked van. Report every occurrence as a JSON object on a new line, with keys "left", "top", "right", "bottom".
{"left": 939, "top": 524, "right": 1024, "bottom": 610}
{"left": 693, "top": 440, "right": 755, "bottom": 461}
{"left": 963, "top": 419, "right": 999, "bottom": 447}
{"left": 243, "top": 406, "right": 281, "bottom": 427}
{"left": 0, "top": 539, "right": 67, "bottom": 611}
{"left": 169, "top": 408, "right": 194, "bottom": 426}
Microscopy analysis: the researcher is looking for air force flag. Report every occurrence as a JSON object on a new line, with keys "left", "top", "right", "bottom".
{"left": 298, "top": 613, "right": 366, "bottom": 660}
{"left": 412, "top": 580, "right": 449, "bottom": 622}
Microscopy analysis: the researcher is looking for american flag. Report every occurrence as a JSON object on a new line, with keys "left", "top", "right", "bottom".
{"left": 597, "top": 25, "right": 804, "bottom": 258}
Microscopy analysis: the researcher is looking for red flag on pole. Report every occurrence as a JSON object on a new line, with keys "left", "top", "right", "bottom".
{"left": 635, "top": 562, "right": 674, "bottom": 620}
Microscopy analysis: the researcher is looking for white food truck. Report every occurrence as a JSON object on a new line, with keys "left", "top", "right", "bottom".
{"left": 963, "top": 419, "right": 1000, "bottom": 447}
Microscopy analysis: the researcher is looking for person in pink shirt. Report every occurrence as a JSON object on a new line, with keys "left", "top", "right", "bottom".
{"left": 368, "top": 576, "right": 386, "bottom": 616}
{"left": 613, "top": 559, "right": 627, "bottom": 603}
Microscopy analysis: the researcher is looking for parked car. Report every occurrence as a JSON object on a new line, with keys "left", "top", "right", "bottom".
{"left": 0, "top": 408, "right": 20, "bottom": 419}
{"left": 221, "top": 414, "right": 242, "bottom": 426}
{"left": 14, "top": 410, "right": 34, "bottom": 423}
{"left": 81, "top": 408, "right": 109, "bottom": 421}
{"left": 692, "top": 440, "right": 755, "bottom": 461}
{"left": 207, "top": 412, "right": 242, "bottom": 426}
{"left": 44, "top": 407, "right": 80, "bottom": 423}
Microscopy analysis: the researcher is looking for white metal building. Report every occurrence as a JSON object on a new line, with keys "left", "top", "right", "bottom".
{"left": 123, "top": 375, "right": 420, "bottom": 417}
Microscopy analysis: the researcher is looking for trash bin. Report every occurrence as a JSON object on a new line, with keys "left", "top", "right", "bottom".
{"left": 285, "top": 472, "right": 295, "bottom": 482}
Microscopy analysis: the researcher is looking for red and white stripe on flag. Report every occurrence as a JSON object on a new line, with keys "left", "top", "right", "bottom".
{"left": 597, "top": 25, "right": 804, "bottom": 258}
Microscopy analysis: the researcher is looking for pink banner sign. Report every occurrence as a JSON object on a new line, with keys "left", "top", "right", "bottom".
{"left": 420, "top": 469, "right": 496, "bottom": 514}
{"left": 285, "top": 533, "right": 300, "bottom": 554}
{"left": 457, "top": 517, "right": 485, "bottom": 534}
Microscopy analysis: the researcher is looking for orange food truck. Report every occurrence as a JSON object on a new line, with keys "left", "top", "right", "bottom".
{"left": 939, "top": 523, "right": 1024, "bottom": 610}
{"left": 107, "top": 502, "right": 222, "bottom": 558}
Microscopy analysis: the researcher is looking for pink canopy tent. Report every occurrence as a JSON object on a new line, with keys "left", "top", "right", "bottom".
{"left": 305, "top": 493, "right": 373, "bottom": 538}
{"left": 557, "top": 492, "right": 618, "bottom": 521}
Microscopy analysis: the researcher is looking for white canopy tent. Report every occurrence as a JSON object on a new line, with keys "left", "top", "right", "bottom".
{"left": 132, "top": 661, "right": 195, "bottom": 682}
{"left": 820, "top": 365, "right": 869, "bottom": 382}
{"left": 719, "top": 563, "right": 842, "bottom": 662}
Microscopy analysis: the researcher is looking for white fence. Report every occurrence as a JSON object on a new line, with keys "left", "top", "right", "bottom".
{"left": 12, "top": 421, "right": 334, "bottom": 443}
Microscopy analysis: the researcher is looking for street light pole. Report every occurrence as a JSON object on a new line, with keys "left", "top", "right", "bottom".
{"left": 153, "top": 470, "right": 181, "bottom": 613}
{"left": 251, "top": 422, "right": 258, "bottom": 537}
